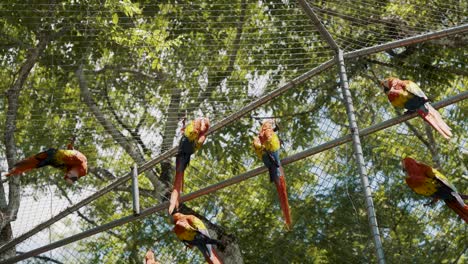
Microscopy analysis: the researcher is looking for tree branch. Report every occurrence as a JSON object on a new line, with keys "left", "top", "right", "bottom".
{"left": 55, "top": 184, "right": 126, "bottom": 241}
{"left": 404, "top": 121, "right": 433, "bottom": 150}
{"left": 178, "top": 204, "right": 243, "bottom": 263}
{"left": 89, "top": 167, "right": 155, "bottom": 198}
{"left": 102, "top": 83, "right": 151, "bottom": 156}
{"left": 16, "top": 251, "right": 63, "bottom": 264}
{"left": 366, "top": 58, "right": 468, "bottom": 76}
{"left": 185, "top": 0, "right": 247, "bottom": 114}
{"left": 94, "top": 65, "right": 163, "bottom": 80}
{"left": 424, "top": 125, "right": 441, "bottom": 169}
{"left": 76, "top": 66, "right": 163, "bottom": 194}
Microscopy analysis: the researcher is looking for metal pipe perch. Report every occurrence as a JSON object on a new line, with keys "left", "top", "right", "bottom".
{"left": 132, "top": 164, "right": 140, "bottom": 216}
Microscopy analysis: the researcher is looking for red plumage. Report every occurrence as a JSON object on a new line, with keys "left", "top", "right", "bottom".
{"left": 402, "top": 157, "right": 468, "bottom": 223}
{"left": 5, "top": 148, "right": 87, "bottom": 184}
{"left": 5, "top": 152, "right": 48, "bottom": 176}
{"left": 444, "top": 200, "right": 468, "bottom": 223}
{"left": 275, "top": 170, "right": 292, "bottom": 230}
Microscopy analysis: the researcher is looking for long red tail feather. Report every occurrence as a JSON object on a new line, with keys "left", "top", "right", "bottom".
{"left": 206, "top": 248, "right": 223, "bottom": 264}
{"left": 5, "top": 154, "right": 45, "bottom": 176}
{"left": 419, "top": 104, "right": 452, "bottom": 139}
{"left": 168, "top": 170, "right": 184, "bottom": 214}
{"left": 444, "top": 200, "right": 468, "bottom": 224}
{"left": 275, "top": 171, "right": 292, "bottom": 230}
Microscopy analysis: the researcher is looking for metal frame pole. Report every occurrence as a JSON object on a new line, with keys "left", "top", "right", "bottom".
{"left": 336, "top": 49, "right": 386, "bottom": 264}
{"left": 2, "top": 91, "right": 466, "bottom": 264}
{"left": 132, "top": 165, "right": 140, "bottom": 215}
{"left": 297, "top": 1, "right": 387, "bottom": 262}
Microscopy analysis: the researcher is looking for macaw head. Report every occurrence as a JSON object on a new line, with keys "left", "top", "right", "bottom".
{"left": 261, "top": 119, "right": 275, "bottom": 130}
{"left": 401, "top": 157, "right": 424, "bottom": 178}
{"left": 172, "top": 212, "right": 183, "bottom": 222}
{"left": 64, "top": 166, "right": 87, "bottom": 185}
{"left": 200, "top": 117, "right": 210, "bottom": 133}
{"left": 145, "top": 250, "right": 157, "bottom": 264}
{"left": 380, "top": 77, "right": 396, "bottom": 94}
{"left": 194, "top": 117, "right": 210, "bottom": 133}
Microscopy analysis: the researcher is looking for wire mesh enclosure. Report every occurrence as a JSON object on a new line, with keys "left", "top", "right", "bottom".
{"left": 0, "top": 0, "right": 466, "bottom": 263}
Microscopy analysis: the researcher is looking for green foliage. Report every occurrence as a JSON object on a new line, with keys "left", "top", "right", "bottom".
{"left": 0, "top": 0, "right": 466, "bottom": 263}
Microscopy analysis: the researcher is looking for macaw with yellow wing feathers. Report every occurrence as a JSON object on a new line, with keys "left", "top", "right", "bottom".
{"left": 402, "top": 157, "right": 468, "bottom": 223}
{"left": 5, "top": 138, "right": 87, "bottom": 184}
{"left": 172, "top": 212, "right": 224, "bottom": 264}
{"left": 252, "top": 119, "right": 292, "bottom": 229}
{"left": 169, "top": 117, "right": 210, "bottom": 214}
{"left": 381, "top": 77, "right": 452, "bottom": 139}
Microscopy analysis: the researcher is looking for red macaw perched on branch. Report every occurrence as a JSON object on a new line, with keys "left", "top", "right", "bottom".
{"left": 402, "top": 157, "right": 468, "bottom": 223}
{"left": 144, "top": 250, "right": 160, "bottom": 264}
{"left": 252, "top": 119, "right": 292, "bottom": 230}
{"left": 169, "top": 117, "right": 210, "bottom": 214}
{"left": 381, "top": 77, "right": 452, "bottom": 139}
{"left": 5, "top": 138, "right": 87, "bottom": 184}
{"left": 172, "top": 212, "right": 224, "bottom": 264}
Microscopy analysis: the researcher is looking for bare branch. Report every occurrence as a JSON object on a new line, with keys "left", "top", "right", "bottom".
{"left": 16, "top": 251, "right": 63, "bottom": 264}
{"left": 88, "top": 167, "right": 117, "bottom": 181}
{"left": 185, "top": 0, "right": 247, "bottom": 113}
{"left": 404, "top": 122, "right": 433, "bottom": 150}
{"left": 94, "top": 65, "right": 164, "bottom": 80}
{"left": 89, "top": 166, "right": 155, "bottom": 198}
{"left": 76, "top": 66, "right": 162, "bottom": 195}
{"left": 55, "top": 184, "right": 125, "bottom": 241}
{"left": 102, "top": 84, "right": 151, "bottom": 156}
{"left": 424, "top": 125, "right": 441, "bottom": 169}
{"left": 366, "top": 58, "right": 468, "bottom": 76}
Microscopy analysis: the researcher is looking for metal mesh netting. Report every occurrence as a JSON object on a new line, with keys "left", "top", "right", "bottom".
{"left": 0, "top": 0, "right": 466, "bottom": 263}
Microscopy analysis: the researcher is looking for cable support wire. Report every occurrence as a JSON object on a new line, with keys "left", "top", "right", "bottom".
{"left": 311, "top": 2, "right": 459, "bottom": 31}
{"left": 0, "top": 24, "right": 467, "bottom": 253}
{"left": 3, "top": 90, "right": 467, "bottom": 264}
{"left": 310, "top": 0, "right": 465, "bottom": 23}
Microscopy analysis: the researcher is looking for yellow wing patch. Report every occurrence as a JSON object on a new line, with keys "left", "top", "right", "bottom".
{"left": 264, "top": 133, "right": 280, "bottom": 152}
{"left": 411, "top": 177, "right": 438, "bottom": 196}
{"left": 191, "top": 217, "right": 207, "bottom": 231}
{"left": 175, "top": 228, "right": 197, "bottom": 241}
{"left": 55, "top": 150, "right": 75, "bottom": 162}
{"left": 252, "top": 137, "right": 264, "bottom": 159}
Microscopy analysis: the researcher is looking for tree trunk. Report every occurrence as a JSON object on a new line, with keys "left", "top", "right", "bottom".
{"left": 0, "top": 34, "right": 49, "bottom": 260}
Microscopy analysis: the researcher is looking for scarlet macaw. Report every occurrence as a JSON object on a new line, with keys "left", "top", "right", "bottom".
{"left": 5, "top": 139, "right": 87, "bottom": 184}
{"left": 252, "top": 119, "right": 292, "bottom": 229}
{"left": 172, "top": 212, "right": 223, "bottom": 264}
{"left": 402, "top": 157, "right": 468, "bottom": 223}
{"left": 169, "top": 117, "right": 210, "bottom": 214}
{"left": 381, "top": 77, "right": 452, "bottom": 139}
